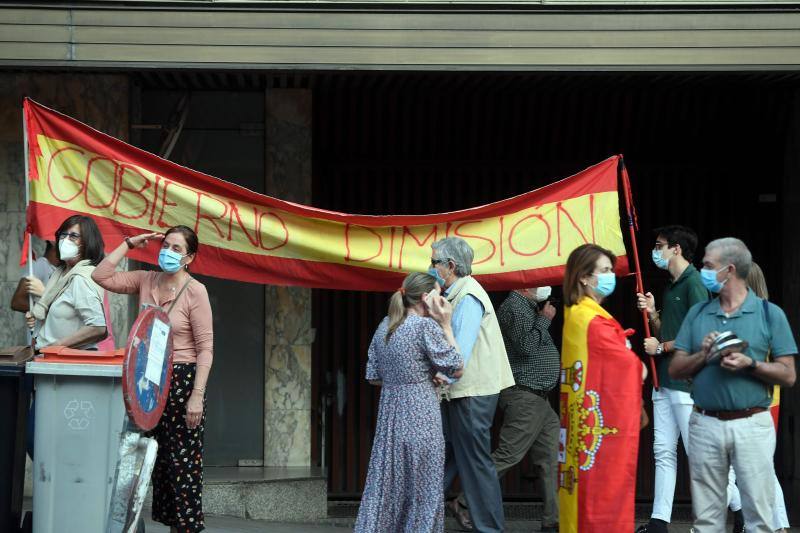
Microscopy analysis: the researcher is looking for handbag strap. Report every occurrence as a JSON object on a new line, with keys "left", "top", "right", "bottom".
{"left": 166, "top": 277, "right": 193, "bottom": 315}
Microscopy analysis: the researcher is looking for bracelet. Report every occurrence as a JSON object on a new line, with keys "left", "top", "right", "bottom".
{"left": 193, "top": 387, "right": 206, "bottom": 393}
{"left": 124, "top": 236, "right": 135, "bottom": 250}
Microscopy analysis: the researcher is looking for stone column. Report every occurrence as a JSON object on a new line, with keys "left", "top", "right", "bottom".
{"left": 263, "top": 89, "right": 314, "bottom": 466}
{"left": 0, "top": 73, "right": 133, "bottom": 350}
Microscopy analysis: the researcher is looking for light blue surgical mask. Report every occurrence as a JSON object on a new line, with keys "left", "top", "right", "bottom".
{"left": 701, "top": 266, "right": 728, "bottom": 293}
{"left": 158, "top": 248, "right": 185, "bottom": 273}
{"left": 651, "top": 248, "right": 669, "bottom": 270}
{"left": 593, "top": 272, "right": 616, "bottom": 297}
{"left": 427, "top": 267, "right": 446, "bottom": 288}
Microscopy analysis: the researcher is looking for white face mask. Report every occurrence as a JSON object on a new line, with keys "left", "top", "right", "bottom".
{"left": 534, "top": 286, "right": 552, "bottom": 302}
{"left": 58, "top": 238, "right": 80, "bottom": 261}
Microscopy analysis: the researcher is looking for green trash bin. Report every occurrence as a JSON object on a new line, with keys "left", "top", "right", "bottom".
{"left": 0, "top": 347, "right": 34, "bottom": 533}
{"left": 27, "top": 349, "right": 124, "bottom": 533}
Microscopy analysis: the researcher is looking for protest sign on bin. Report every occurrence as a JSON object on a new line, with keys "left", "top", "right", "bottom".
{"left": 123, "top": 305, "right": 173, "bottom": 431}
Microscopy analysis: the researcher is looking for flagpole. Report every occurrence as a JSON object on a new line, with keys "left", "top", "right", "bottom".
{"left": 619, "top": 156, "right": 659, "bottom": 390}
{"left": 22, "top": 100, "right": 34, "bottom": 333}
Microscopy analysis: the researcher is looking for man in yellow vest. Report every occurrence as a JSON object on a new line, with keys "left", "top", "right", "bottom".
{"left": 430, "top": 237, "right": 515, "bottom": 533}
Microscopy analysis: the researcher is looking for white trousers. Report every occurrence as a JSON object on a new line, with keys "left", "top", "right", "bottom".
{"left": 650, "top": 387, "right": 741, "bottom": 522}
{"left": 688, "top": 410, "right": 777, "bottom": 533}
{"left": 728, "top": 453, "right": 791, "bottom": 529}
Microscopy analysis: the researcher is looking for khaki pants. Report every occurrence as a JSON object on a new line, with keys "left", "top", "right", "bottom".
{"left": 457, "top": 385, "right": 560, "bottom": 526}
{"left": 688, "top": 410, "right": 776, "bottom": 533}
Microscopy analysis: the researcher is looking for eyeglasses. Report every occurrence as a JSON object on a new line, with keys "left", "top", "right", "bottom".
{"left": 58, "top": 231, "right": 81, "bottom": 242}
{"left": 653, "top": 241, "right": 670, "bottom": 250}
{"left": 430, "top": 258, "right": 449, "bottom": 266}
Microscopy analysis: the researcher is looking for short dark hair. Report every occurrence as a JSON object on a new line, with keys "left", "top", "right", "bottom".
{"left": 164, "top": 225, "right": 199, "bottom": 256}
{"left": 653, "top": 225, "right": 699, "bottom": 262}
{"left": 54, "top": 215, "right": 105, "bottom": 266}
{"left": 563, "top": 244, "right": 616, "bottom": 306}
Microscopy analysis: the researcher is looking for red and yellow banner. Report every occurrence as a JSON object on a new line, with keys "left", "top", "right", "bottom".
{"left": 559, "top": 297, "right": 643, "bottom": 532}
{"left": 24, "top": 98, "right": 629, "bottom": 290}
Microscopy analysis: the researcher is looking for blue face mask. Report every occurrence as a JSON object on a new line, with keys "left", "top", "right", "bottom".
{"left": 158, "top": 248, "right": 185, "bottom": 273}
{"left": 651, "top": 248, "right": 669, "bottom": 270}
{"left": 593, "top": 272, "right": 616, "bottom": 297}
{"left": 427, "top": 267, "right": 446, "bottom": 288}
{"left": 701, "top": 266, "right": 728, "bottom": 293}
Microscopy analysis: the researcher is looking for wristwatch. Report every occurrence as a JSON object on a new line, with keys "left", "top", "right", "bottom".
{"left": 748, "top": 357, "right": 758, "bottom": 371}
{"left": 124, "top": 236, "right": 135, "bottom": 249}
{"left": 655, "top": 343, "right": 664, "bottom": 355}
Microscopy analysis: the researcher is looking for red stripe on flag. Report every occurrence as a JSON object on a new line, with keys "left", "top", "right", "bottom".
{"left": 577, "top": 315, "right": 642, "bottom": 531}
{"left": 28, "top": 201, "right": 630, "bottom": 291}
{"left": 24, "top": 99, "right": 43, "bottom": 181}
{"left": 19, "top": 228, "right": 30, "bottom": 267}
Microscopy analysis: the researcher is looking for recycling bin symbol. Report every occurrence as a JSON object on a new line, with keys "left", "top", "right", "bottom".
{"left": 64, "top": 399, "right": 95, "bottom": 430}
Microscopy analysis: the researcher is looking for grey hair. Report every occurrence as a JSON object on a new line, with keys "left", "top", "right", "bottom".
{"left": 431, "top": 237, "right": 474, "bottom": 277}
{"left": 706, "top": 237, "right": 752, "bottom": 279}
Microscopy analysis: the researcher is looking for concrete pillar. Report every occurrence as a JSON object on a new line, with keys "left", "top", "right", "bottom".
{"left": 263, "top": 89, "right": 315, "bottom": 466}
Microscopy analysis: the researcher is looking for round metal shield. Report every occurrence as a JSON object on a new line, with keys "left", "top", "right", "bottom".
{"left": 122, "top": 305, "right": 174, "bottom": 430}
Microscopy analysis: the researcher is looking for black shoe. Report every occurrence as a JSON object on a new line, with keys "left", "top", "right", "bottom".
{"left": 733, "top": 509, "right": 745, "bottom": 533}
{"left": 445, "top": 498, "right": 473, "bottom": 532}
{"left": 540, "top": 524, "right": 558, "bottom": 533}
{"left": 635, "top": 519, "right": 669, "bottom": 533}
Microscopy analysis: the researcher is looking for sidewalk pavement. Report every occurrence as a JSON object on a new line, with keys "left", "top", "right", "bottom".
{"left": 144, "top": 516, "right": 350, "bottom": 532}
{"left": 145, "top": 515, "right": 799, "bottom": 532}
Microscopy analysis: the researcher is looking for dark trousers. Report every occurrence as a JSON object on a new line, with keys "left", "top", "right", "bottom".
{"left": 492, "top": 386, "right": 560, "bottom": 527}
{"left": 443, "top": 393, "right": 504, "bottom": 533}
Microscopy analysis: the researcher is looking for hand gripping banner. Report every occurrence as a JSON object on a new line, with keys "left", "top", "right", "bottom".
{"left": 23, "top": 98, "right": 630, "bottom": 291}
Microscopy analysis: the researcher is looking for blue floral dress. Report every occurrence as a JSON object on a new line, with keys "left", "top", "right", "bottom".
{"left": 354, "top": 315, "right": 463, "bottom": 533}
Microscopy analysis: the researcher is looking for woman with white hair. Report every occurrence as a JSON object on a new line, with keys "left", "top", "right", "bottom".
{"left": 430, "top": 237, "right": 515, "bottom": 533}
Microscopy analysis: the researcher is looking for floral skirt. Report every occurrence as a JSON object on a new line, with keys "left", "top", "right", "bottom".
{"left": 147, "top": 363, "right": 206, "bottom": 533}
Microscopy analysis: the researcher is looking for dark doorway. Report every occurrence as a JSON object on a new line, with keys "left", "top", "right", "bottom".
{"left": 136, "top": 90, "right": 266, "bottom": 466}
{"left": 310, "top": 72, "right": 795, "bottom": 507}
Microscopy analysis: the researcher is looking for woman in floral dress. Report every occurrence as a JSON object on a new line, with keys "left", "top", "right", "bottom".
{"left": 354, "top": 272, "right": 464, "bottom": 533}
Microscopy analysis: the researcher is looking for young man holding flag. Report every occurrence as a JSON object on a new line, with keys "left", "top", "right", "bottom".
{"left": 636, "top": 226, "right": 744, "bottom": 533}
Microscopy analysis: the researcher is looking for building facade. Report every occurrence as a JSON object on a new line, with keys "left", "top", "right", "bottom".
{"left": 1, "top": 0, "right": 799, "bottom": 522}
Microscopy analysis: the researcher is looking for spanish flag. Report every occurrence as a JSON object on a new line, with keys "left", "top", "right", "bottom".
{"left": 770, "top": 385, "right": 780, "bottom": 429}
{"left": 559, "top": 297, "right": 643, "bottom": 532}
{"left": 22, "top": 98, "right": 629, "bottom": 290}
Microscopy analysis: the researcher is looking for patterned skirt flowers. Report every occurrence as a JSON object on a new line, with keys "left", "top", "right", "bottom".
{"left": 148, "top": 363, "right": 206, "bottom": 533}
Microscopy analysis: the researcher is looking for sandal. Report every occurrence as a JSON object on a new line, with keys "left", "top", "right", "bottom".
{"left": 446, "top": 498, "right": 474, "bottom": 531}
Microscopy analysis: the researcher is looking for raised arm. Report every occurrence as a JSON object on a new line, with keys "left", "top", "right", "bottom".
{"left": 92, "top": 233, "right": 161, "bottom": 294}
{"left": 500, "top": 298, "right": 552, "bottom": 360}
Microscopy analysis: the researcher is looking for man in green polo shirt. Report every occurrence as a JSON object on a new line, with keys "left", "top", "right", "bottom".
{"left": 670, "top": 237, "right": 797, "bottom": 533}
{"left": 635, "top": 225, "right": 746, "bottom": 533}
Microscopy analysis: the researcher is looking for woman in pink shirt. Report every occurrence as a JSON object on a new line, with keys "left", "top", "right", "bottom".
{"left": 93, "top": 225, "right": 213, "bottom": 533}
